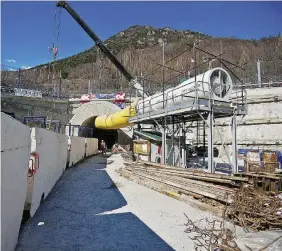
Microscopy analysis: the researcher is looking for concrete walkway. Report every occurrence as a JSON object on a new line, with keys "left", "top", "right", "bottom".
{"left": 16, "top": 154, "right": 216, "bottom": 251}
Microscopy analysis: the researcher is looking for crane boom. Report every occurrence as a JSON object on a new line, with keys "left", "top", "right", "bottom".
{"left": 56, "top": 1, "right": 148, "bottom": 97}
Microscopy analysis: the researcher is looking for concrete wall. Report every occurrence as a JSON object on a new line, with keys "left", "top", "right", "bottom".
{"left": 1, "top": 112, "right": 100, "bottom": 251}
{"left": 29, "top": 128, "right": 68, "bottom": 216}
{"left": 2, "top": 87, "right": 281, "bottom": 154}
{"left": 69, "top": 136, "right": 86, "bottom": 165}
{"left": 1, "top": 113, "right": 31, "bottom": 251}
{"left": 1, "top": 95, "right": 74, "bottom": 124}
{"left": 85, "top": 138, "right": 99, "bottom": 157}
{"left": 69, "top": 100, "right": 120, "bottom": 127}
{"left": 186, "top": 87, "right": 282, "bottom": 159}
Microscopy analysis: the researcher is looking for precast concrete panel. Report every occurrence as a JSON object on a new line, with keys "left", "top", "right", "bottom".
{"left": 1, "top": 113, "right": 31, "bottom": 251}
{"left": 85, "top": 138, "right": 99, "bottom": 157}
{"left": 69, "top": 136, "right": 86, "bottom": 165}
{"left": 29, "top": 128, "right": 68, "bottom": 216}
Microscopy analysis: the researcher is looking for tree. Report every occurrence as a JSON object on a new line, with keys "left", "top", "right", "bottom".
{"left": 61, "top": 70, "right": 68, "bottom": 79}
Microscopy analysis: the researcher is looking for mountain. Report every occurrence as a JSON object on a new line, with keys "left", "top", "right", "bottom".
{"left": 2, "top": 25, "right": 282, "bottom": 96}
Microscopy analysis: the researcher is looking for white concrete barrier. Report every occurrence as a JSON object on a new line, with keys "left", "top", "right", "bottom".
{"left": 28, "top": 128, "right": 68, "bottom": 216}
{"left": 85, "top": 138, "right": 99, "bottom": 157}
{"left": 69, "top": 136, "right": 86, "bottom": 165}
{"left": 1, "top": 113, "right": 31, "bottom": 251}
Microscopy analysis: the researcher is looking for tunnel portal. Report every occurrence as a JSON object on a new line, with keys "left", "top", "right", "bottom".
{"left": 80, "top": 116, "right": 118, "bottom": 149}
{"left": 68, "top": 101, "right": 122, "bottom": 149}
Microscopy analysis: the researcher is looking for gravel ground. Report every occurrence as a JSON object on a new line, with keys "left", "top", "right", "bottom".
{"left": 16, "top": 154, "right": 217, "bottom": 251}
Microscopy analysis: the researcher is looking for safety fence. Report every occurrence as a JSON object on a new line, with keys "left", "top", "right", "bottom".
{"left": 20, "top": 116, "right": 95, "bottom": 138}
{"left": 1, "top": 112, "right": 99, "bottom": 251}
{"left": 1, "top": 60, "right": 282, "bottom": 99}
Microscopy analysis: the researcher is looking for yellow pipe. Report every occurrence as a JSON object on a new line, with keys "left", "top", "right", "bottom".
{"left": 95, "top": 104, "right": 136, "bottom": 130}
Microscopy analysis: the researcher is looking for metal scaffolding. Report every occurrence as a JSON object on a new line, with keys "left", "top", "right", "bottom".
{"left": 129, "top": 44, "right": 248, "bottom": 174}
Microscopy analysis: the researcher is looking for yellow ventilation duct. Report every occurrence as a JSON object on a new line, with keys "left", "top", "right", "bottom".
{"left": 94, "top": 105, "right": 136, "bottom": 130}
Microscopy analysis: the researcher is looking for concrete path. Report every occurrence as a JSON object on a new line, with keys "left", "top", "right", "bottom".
{"left": 16, "top": 154, "right": 216, "bottom": 251}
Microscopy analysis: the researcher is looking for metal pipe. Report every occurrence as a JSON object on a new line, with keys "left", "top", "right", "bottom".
{"left": 172, "top": 116, "right": 175, "bottom": 166}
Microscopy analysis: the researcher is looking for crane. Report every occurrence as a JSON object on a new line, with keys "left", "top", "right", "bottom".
{"left": 56, "top": 1, "right": 148, "bottom": 98}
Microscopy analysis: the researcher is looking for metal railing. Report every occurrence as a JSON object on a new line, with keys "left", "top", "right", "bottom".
{"left": 2, "top": 59, "right": 281, "bottom": 99}
{"left": 65, "top": 124, "right": 94, "bottom": 138}
{"left": 134, "top": 79, "right": 246, "bottom": 119}
{"left": 234, "top": 81, "right": 282, "bottom": 89}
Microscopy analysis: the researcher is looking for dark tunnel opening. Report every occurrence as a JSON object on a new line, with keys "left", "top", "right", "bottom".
{"left": 80, "top": 116, "right": 118, "bottom": 149}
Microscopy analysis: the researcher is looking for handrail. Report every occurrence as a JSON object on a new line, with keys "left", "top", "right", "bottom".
{"left": 134, "top": 78, "right": 248, "bottom": 118}
{"left": 137, "top": 80, "right": 219, "bottom": 115}
{"left": 234, "top": 81, "right": 282, "bottom": 89}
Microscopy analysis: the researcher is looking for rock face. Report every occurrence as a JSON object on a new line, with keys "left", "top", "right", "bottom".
{"left": 1, "top": 25, "right": 282, "bottom": 96}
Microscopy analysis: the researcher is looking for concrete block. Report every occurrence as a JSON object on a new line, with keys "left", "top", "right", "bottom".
{"left": 1, "top": 113, "right": 31, "bottom": 251}
{"left": 69, "top": 136, "right": 86, "bottom": 166}
{"left": 29, "top": 128, "right": 68, "bottom": 217}
{"left": 85, "top": 138, "right": 99, "bottom": 157}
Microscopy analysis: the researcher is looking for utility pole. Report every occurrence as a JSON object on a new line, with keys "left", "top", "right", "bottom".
{"left": 59, "top": 70, "right": 62, "bottom": 98}
{"left": 88, "top": 79, "right": 91, "bottom": 94}
{"left": 162, "top": 42, "right": 165, "bottom": 108}
{"left": 18, "top": 68, "right": 21, "bottom": 88}
{"left": 257, "top": 60, "right": 262, "bottom": 87}
{"left": 158, "top": 39, "right": 166, "bottom": 165}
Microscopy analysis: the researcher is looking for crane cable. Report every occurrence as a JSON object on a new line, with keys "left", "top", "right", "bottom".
{"left": 51, "top": 6, "right": 62, "bottom": 61}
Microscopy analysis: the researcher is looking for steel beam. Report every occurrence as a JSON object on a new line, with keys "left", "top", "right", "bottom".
{"left": 182, "top": 121, "right": 186, "bottom": 168}
{"left": 232, "top": 112, "right": 238, "bottom": 173}
{"left": 172, "top": 116, "right": 175, "bottom": 166}
{"left": 207, "top": 111, "right": 214, "bottom": 173}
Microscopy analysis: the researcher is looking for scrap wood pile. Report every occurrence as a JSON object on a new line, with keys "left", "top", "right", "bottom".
{"left": 119, "top": 160, "right": 282, "bottom": 232}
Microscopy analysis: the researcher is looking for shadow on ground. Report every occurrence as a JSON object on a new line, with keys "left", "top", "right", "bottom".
{"left": 16, "top": 156, "right": 174, "bottom": 251}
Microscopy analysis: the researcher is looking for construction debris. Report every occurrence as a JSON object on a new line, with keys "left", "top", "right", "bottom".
{"left": 120, "top": 162, "right": 235, "bottom": 204}
{"left": 118, "top": 159, "right": 282, "bottom": 234}
{"left": 183, "top": 214, "right": 240, "bottom": 251}
{"left": 184, "top": 209, "right": 282, "bottom": 251}
{"left": 225, "top": 185, "right": 282, "bottom": 232}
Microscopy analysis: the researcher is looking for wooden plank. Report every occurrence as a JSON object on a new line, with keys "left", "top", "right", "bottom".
{"left": 133, "top": 167, "right": 234, "bottom": 184}
{"left": 140, "top": 161, "right": 239, "bottom": 179}
{"left": 131, "top": 162, "right": 248, "bottom": 182}
{"left": 122, "top": 168, "right": 233, "bottom": 203}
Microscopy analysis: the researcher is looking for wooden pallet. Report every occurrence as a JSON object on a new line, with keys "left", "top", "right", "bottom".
{"left": 233, "top": 172, "right": 282, "bottom": 193}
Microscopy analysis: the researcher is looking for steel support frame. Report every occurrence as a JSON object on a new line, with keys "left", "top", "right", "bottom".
{"left": 182, "top": 120, "right": 187, "bottom": 168}
{"left": 161, "top": 117, "right": 167, "bottom": 165}
{"left": 159, "top": 116, "right": 185, "bottom": 167}
{"left": 172, "top": 116, "right": 175, "bottom": 165}
{"left": 128, "top": 41, "right": 246, "bottom": 173}
{"left": 195, "top": 110, "right": 214, "bottom": 172}
{"left": 207, "top": 111, "right": 214, "bottom": 173}
{"left": 232, "top": 111, "right": 238, "bottom": 173}
{"left": 138, "top": 103, "right": 241, "bottom": 173}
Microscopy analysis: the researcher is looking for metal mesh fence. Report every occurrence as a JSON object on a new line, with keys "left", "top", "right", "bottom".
{"left": 260, "top": 60, "right": 282, "bottom": 83}
{"left": 1, "top": 60, "right": 282, "bottom": 99}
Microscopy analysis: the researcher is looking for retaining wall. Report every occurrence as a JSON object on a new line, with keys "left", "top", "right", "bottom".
{"left": 1, "top": 113, "right": 31, "bottom": 251}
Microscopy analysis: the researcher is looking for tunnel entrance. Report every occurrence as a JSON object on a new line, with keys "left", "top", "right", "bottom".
{"left": 80, "top": 116, "right": 118, "bottom": 149}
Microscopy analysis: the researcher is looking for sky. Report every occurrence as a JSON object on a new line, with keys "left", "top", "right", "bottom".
{"left": 1, "top": 1, "right": 282, "bottom": 70}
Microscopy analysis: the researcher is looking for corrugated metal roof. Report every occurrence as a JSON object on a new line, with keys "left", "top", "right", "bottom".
{"left": 134, "top": 130, "right": 162, "bottom": 143}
